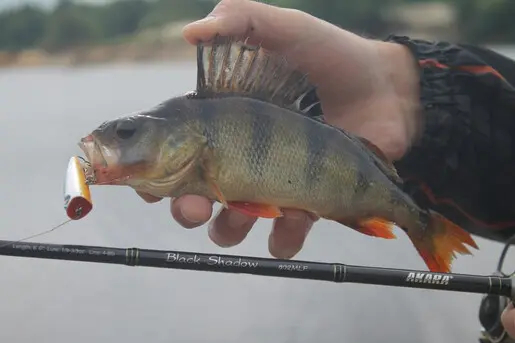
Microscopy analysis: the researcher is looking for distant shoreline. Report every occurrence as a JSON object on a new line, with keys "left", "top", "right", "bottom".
{"left": 0, "top": 21, "right": 200, "bottom": 69}
{"left": 2, "top": 27, "right": 514, "bottom": 70}
{"left": 0, "top": 39, "right": 197, "bottom": 69}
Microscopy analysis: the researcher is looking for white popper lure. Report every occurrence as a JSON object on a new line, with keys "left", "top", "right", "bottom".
{"left": 64, "top": 156, "right": 93, "bottom": 220}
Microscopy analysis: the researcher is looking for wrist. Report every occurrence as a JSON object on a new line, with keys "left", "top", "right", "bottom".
{"left": 362, "top": 40, "right": 423, "bottom": 161}
{"left": 373, "top": 39, "right": 423, "bottom": 160}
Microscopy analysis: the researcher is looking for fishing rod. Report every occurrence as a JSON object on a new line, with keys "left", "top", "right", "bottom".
{"left": 1, "top": 240, "right": 514, "bottom": 343}
{"left": 57, "top": 155, "right": 515, "bottom": 295}
{"left": 0, "top": 238, "right": 512, "bottom": 300}
{"left": 8, "top": 155, "right": 505, "bottom": 343}
{"left": 55, "top": 158, "right": 515, "bottom": 299}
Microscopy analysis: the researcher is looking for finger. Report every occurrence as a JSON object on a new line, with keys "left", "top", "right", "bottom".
{"left": 501, "top": 302, "right": 515, "bottom": 338}
{"left": 181, "top": 0, "right": 372, "bottom": 99}
{"left": 136, "top": 191, "right": 162, "bottom": 203}
{"left": 208, "top": 207, "right": 257, "bottom": 247}
{"left": 171, "top": 195, "right": 213, "bottom": 229}
{"left": 268, "top": 209, "right": 315, "bottom": 259}
{"left": 182, "top": 0, "right": 317, "bottom": 53}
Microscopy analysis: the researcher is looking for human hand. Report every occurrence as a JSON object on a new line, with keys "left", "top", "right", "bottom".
{"left": 137, "top": 0, "right": 421, "bottom": 259}
{"left": 502, "top": 302, "right": 515, "bottom": 339}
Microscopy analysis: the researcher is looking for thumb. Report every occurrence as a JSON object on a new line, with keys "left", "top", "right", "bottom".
{"left": 501, "top": 302, "right": 515, "bottom": 338}
{"left": 182, "top": 0, "right": 318, "bottom": 54}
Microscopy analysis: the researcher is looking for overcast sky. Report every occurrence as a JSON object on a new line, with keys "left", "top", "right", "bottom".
{"left": 0, "top": 0, "right": 110, "bottom": 10}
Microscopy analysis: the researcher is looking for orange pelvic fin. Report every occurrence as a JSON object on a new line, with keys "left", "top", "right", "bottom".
{"left": 408, "top": 210, "right": 479, "bottom": 273}
{"left": 336, "top": 217, "right": 397, "bottom": 239}
{"left": 227, "top": 202, "right": 283, "bottom": 218}
{"left": 209, "top": 179, "right": 229, "bottom": 208}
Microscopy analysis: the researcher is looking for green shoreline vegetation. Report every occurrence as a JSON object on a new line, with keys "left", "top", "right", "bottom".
{"left": 0, "top": 0, "right": 513, "bottom": 68}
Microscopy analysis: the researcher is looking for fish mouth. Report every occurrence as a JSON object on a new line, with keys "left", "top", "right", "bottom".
{"left": 78, "top": 134, "right": 121, "bottom": 185}
{"left": 78, "top": 135, "right": 106, "bottom": 166}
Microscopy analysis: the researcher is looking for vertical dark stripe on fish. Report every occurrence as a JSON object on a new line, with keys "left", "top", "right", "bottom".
{"left": 198, "top": 100, "right": 217, "bottom": 149}
{"left": 247, "top": 101, "right": 273, "bottom": 182}
{"left": 303, "top": 117, "right": 326, "bottom": 192}
{"left": 352, "top": 170, "right": 369, "bottom": 203}
{"left": 349, "top": 145, "right": 379, "bottom": 208}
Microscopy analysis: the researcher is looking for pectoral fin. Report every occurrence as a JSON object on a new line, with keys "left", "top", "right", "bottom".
{"left": 199, "top": 147, "right": 229, "bottom": 208}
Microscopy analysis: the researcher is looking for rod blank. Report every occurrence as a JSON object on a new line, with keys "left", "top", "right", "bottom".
{"left": 0, "top": 240, "right": 512, "bottom": 299}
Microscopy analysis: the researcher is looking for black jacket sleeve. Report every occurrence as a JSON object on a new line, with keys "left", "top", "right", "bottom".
{"left": 384, "top": 35, "right": 515, "bottom": 244}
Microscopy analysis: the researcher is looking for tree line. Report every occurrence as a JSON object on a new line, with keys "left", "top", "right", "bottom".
{"left": 0, "top": 0, "right": 513, "bottom": 53}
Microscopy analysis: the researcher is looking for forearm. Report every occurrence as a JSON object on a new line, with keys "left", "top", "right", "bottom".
{"left": 382, "top": 35, "right": 515, "bottom": 242}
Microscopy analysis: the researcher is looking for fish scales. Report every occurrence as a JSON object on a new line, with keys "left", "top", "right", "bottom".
{"left": 78, "top": 34, "right": 479, "bottom": 273}
{"left": 178, "top": 93, "right": 411, "bottom": 221}
{"left": 194, "top": 97, "right": 317, "bottom": 207}
{"left": 192, "top": 97, "right": 361, "bottom": 215}
{"left": 204, "top": 98, "right": 258, "bottom": 200}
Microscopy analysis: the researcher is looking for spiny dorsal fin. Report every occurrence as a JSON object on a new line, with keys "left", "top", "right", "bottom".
{"left": 357, "top": 136, "right": 403, "bottom": 185}
{"left": 193, "top": 34, "right": 320, "bottom": 115}
{"left": 192, "top": 35, "right": 401, "bottom": 185}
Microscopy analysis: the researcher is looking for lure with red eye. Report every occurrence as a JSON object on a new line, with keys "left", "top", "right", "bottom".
{"left": 64, "top": 156, "right": 93, "bottom": 220}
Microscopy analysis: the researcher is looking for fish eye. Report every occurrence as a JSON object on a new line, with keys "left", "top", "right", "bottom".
{"left": 115, "top": 120, "right": 137, "bottom": 140}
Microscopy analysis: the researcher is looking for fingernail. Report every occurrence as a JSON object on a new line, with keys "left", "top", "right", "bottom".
{"left": 282, "top": 212, "right": 309, "bottom": 229}
{"left": 271, "top": 239, "right": 301, "bottom": 260}
{"left": 207, "top": 220, "right": 236, "bottom": 248}
{"left": 286, "top": 211, "right": 307, "bottom": 221}
{"left": 271, "top": 238, "right": 298, "bottom": 259}
{"left": 281, "top": 249, "right": 298, "bottom": 260}
{"left": 180, "top": 207, "right": 202, "bottom": 225}
{"left": 192, "top": 15, "right": 217, "bottom": 25}
{"left": 228, "top": 211, "right": 251, "bottom": 228}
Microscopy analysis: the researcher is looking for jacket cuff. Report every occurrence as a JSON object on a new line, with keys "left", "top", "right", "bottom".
{"left": 382, "top": 35, "right": 472, "bottom": 192}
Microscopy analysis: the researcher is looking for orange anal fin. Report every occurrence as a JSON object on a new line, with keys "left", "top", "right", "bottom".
{"left": 407, "top": 210, "right": 479, "bottom": 273}
{"left": 227, "top": 202, "right": 283, "bottom": 218}
{"left": 336, "top": 217, "right": 397, "bottom": 239}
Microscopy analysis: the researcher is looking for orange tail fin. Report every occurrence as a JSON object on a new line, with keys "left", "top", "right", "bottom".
{"left": 408, "top": 210, "right": 479, "bottom": 273}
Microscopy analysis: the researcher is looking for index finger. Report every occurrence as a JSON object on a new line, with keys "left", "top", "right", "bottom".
{"left": 501, "top": 302, "right": 515, "bottom": 338}
{"left": 182, "top": 0, "right": 318, "bottom": 54}
{"left": 181, "top": 0, "right": 374, "bottom": 98}
{"left": 136, "top": 191, "right": 162, "bottom": 203}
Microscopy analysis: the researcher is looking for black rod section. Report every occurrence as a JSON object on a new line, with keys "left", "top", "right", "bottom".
{"left": 0, "top": 240, "right": 511, "bottom": 298}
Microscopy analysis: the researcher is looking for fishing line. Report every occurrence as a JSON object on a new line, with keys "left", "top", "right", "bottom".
{"left": 0, "top": 219, "right": 73, "bottom": 249}
{"left": 0, "top": 155, "right": 95, "bottom": 250}
{"left": 0, "top": 154, "right": 135, "bottom": 250}
{"left": 497, "top": 233, "right": 515, "bottom": 273}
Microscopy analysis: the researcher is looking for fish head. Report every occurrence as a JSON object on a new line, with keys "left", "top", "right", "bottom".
{"left": 78, "top": 113, "right": 168, "bottom": 185}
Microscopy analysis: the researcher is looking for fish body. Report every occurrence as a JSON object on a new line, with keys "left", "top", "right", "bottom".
{"left": 79, "top": 35, "right": 478, "bottom": 273}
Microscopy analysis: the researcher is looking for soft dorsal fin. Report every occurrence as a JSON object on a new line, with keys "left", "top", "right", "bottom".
{"left": 192, "top": 34, "right": 321, "bottom": 116}
{"left": 358, "top": 137, "right": 390, "bottom": 164}
{"left": 301, "top": 115, "right": 404, "bottom": 185}
{"left": 357, "top": 136, "right": 403, "bottom": 185}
